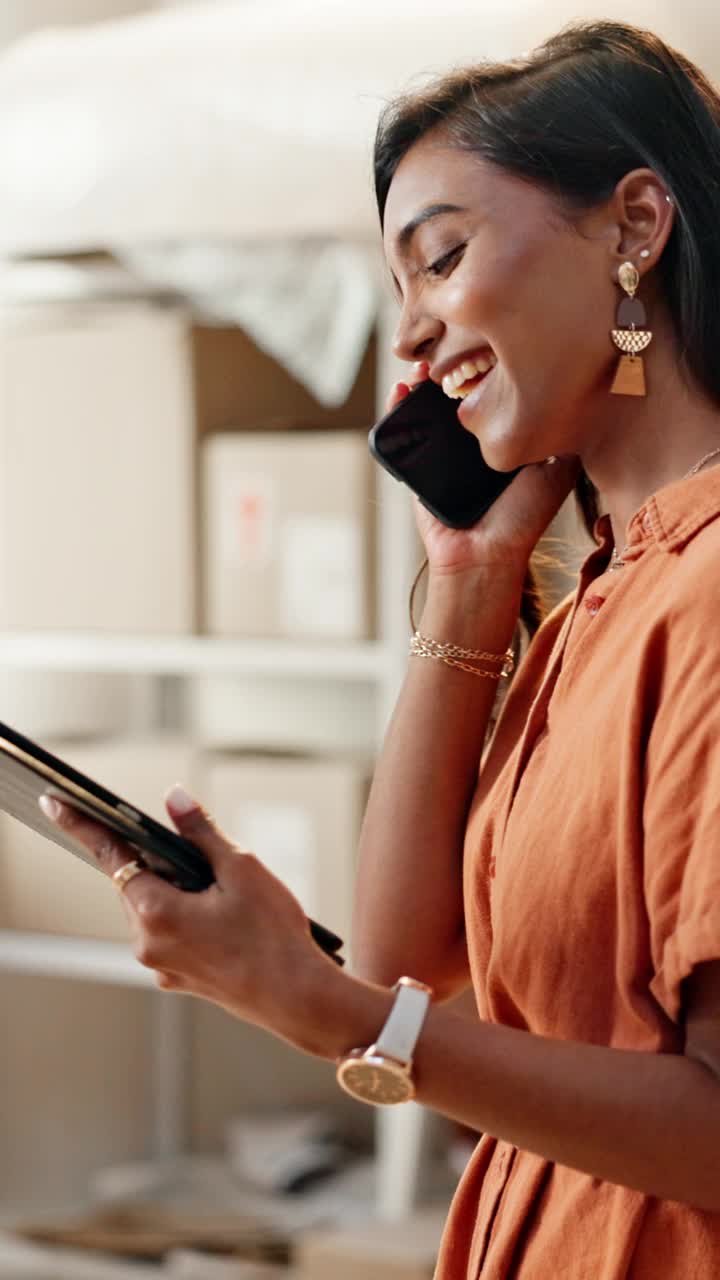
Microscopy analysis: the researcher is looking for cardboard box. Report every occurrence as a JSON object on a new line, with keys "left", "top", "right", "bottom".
{"left": 203, "top": 431, "right": 374, "bottom": 640}
{"left": 204, "top": 753, "right": 368, "bottom": 943}
{"left": 190, "top": 323, "right": 376, "bottom": 439}
{"left": 293, "top": 1209, "right": 448, "bottom": 1280}
{"left": 0, "top": 735, "right": 196, "bottom": 939}
{"left": 0, "top": 301, "right": 195, "bottom": 633}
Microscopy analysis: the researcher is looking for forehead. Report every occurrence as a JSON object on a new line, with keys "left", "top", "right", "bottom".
{"left": 382, "top": 135, "right": 554, "bottom": 257}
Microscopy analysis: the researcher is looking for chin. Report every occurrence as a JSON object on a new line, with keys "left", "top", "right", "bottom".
{"left": 472, "top": 398, "right": 562, "bottom": 471}
{"left": 475, "top": 423, "right": 548, "bottom": 472}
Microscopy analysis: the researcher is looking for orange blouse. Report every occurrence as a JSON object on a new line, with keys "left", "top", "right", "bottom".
{"left": 436, "top": 466, "right": 720, "bottom": 1277}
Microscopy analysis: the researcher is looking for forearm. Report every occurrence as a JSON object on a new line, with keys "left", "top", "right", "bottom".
{"left": 414, "top": 1014, "right": 720, "bottom": 1211}
{"left": 304, "top": 969, "right": 720, "bottom": 1213}
{"left": 352, "top": 570, "right": 523, "bottom": 994}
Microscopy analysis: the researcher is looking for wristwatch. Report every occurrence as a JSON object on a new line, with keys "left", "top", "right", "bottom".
{"left": 336, "top": 976, "right": 433, "bottom": 1105}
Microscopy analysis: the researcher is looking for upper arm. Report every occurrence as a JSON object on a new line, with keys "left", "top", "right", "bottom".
{"left": 642, "top": 606, "right": 720, "bottom": 1023}
{"left": 683, "top": 960, "right": 720, "bottom": 1081}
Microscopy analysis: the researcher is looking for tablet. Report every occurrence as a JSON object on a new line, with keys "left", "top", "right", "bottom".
{"left": 0, "top": 720, "right": 344, "bottom": 964}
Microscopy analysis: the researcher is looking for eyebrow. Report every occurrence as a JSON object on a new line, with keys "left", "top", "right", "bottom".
{"left": 396, "top": 202, "right": 467, "bottom": 252}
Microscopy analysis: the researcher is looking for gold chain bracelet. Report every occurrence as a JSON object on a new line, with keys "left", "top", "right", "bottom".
{"left": 410, "top": 631, "right": 515, "bottom": 679}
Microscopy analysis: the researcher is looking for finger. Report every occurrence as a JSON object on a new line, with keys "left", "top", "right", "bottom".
{"left": 38, "top": 794, "right": 141, "bottom": 879}
{"left": 406, "top": 360, "right": 430, "bottom": 388}
{"left": 37, "top": 798, "right": 166, "bottom": 911}
{"left": 498, "top": 454, "right": 581, "bottom": 550}
{"left": 384, "top": 381, "right": 411, "bottom": 413}
{"left": 164, "top": 784, "right": 237, "bottom": 875}
{"left": 384, "top": 361, "right": 430, "bottom": 411}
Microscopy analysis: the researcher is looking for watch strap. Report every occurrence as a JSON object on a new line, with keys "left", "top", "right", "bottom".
{"left": 373, "top": 977, "right": 432, "bottom": 1064}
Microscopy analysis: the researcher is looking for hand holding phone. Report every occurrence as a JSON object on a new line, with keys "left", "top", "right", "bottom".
{"left": 369, "top": 375, "right": 521, "bottom": 529}
{"left": 369, "top": 368, "right": 580, "bottom": 578}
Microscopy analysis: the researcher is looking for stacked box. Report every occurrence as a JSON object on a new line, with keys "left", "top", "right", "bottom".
{"left": 203, "top": 753, "right": 368, "bottom": 944}
{"left": 0, "top": 302, "right": 195, "bottom": 633}
{"left": 203, "top": 431, "right": 374, "bottom": 641}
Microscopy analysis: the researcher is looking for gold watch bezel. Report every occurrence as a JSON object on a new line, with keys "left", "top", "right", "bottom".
{"left": 336, "top": 1048, "right": 416, "bottom": 1106}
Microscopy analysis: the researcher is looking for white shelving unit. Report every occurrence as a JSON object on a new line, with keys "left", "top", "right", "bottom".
{"left": 0, "top": 301, "right": 433, "bottom": 1221}
{"left": 0, "top": 635, "right": 389, "bottom": 681}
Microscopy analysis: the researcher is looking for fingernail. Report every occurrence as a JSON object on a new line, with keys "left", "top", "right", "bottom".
{"left": 39, "top": 795, "right": 61, "bottom": 821}
{"left": 166, "top": 783, "right": 199, "bottom": 816}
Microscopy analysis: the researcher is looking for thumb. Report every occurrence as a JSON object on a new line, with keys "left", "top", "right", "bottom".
{"left": 164, "top": 783, "right": 236, "bottom": 873}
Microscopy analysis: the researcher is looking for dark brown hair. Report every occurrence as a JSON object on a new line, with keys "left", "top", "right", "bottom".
{"left": 375, "top": 20, "right": 720, "bottom": 629}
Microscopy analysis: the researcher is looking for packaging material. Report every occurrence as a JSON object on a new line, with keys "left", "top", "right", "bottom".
{"left": 0, "top": 301, "right": 195, "bottom": 633}
{"left": 7, "top": 1203, "right": 288, "bottom": 1266}
{"left": 226, "top": 1109, "right": 353, "bottom": 1196}
{"left": 204, "top": 753, "right": 367, "bottom": 943}
{"left": 0, "top": 0, "right": 636, "bottom": 255}
{"left": 124, "top": 243, "right": 377, "bottom": 409}
{"left": 185, "top": 673, "right": 377, "bottom": 757}
{"left": 203, "top": 431, "right": 374, "bottom": 641}
{"left": 293, "top": 1208, "right": 448, "bottom": 1280}
{"left": 90, "top": 1153, "right": 397, "bottom": 1237}
{"left": 0, "top": 1228, "right": 160, "bottom": 1279}
{"left": 166, "top": 1250, "right": 291, "bottom": 1278}
{"left": 0, "top": 735, "right": 196, "bottom": 939}
{"left": 189, "top": 322, "right": 376, "bottom": 435}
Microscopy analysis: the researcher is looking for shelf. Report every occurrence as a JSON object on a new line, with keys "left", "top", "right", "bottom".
{"left": 0, "top": 930, "right": 155, "bottom": 987}
{"left": 0, "top": 634, "right": 390, "bottom": 681}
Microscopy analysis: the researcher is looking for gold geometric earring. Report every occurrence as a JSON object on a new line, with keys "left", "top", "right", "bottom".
{"left": 610, "top": 261, "right": 652, "bottom": 397}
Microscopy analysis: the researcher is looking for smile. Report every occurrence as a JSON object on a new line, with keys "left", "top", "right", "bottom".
{"left": 441, "top": 351, "right": 497, "bottom": 399}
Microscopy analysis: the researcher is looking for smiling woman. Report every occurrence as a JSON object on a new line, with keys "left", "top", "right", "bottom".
{"left": 353, "top": 17, "right": 720, "bottom": 1279}
{"left": 38, "top": 19, "right": 720, "bottom": 1280}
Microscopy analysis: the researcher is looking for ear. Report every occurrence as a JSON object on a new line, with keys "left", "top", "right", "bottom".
{"left": 609, "top": 167, "right": 675, "bottom": 274}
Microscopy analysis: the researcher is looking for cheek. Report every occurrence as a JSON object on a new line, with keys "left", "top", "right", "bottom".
{"left": 448, "top": 234, "right": 564, "bottom": 352}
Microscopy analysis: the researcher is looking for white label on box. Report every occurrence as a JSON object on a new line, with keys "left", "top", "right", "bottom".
{"left": 219, "top": 472, "right": 273, "bottom": 568}
{"left": 233, "top": 802, "right": 315, "bottom": 912}
{"left": 279, "top": 515, "right": 363, "bottom": 637}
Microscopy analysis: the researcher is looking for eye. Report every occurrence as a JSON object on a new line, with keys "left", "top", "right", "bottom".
{"left": 426, "top": 243, "right": 466, "bottom": 278}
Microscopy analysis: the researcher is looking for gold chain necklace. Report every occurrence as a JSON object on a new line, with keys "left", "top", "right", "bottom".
{"left": 609, "top": 446, "right": 720, "bottom": 572}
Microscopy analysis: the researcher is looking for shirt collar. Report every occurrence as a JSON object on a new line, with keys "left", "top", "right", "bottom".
{"left": 592, "top": 463, "right": 720, "bottom": 557}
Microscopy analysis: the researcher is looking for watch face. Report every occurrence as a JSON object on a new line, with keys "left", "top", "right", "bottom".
{"left": 337, "top": 1055, "right": 414, "bottom": 1106}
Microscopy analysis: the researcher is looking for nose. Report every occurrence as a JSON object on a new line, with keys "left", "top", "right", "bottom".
{"left": 392, "top": 305, "right": 443, "bottom": 365}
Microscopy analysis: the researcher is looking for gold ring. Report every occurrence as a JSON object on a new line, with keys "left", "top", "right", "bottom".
{"left": 112, "top": 860, "right": 145, "bottom": 893}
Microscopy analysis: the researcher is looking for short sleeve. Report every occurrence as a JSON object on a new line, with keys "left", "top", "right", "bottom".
{"left": 643, "top": 600, "right": 720, "bottom": 1023}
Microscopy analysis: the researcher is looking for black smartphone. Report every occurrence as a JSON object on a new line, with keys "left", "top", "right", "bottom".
{"left": 369, "top": 377, "right": 521, "bottom": 528}
{"left": 0, "top": 720, "right": 344, "bottom": 965}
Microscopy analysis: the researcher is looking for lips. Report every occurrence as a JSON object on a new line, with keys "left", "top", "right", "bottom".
{"left": 456, "top": 361, "right": 497, "bottom": 423}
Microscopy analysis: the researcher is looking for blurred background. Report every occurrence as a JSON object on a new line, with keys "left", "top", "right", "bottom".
{"left": 0, "top": 1, "right": 714, "bottom": 1276}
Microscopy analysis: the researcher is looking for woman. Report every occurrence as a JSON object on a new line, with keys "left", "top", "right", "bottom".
{"left": 41, "top": 19, "right": 720, "bottom": 1277}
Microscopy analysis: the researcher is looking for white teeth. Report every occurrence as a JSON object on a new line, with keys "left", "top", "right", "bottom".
{"left": 441, "top": 351, "right": 496, "bottom": 399}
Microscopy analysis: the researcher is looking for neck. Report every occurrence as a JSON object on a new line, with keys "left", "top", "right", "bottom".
{"left": 580, "top": 315, "right": 720, "bottom": 548}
